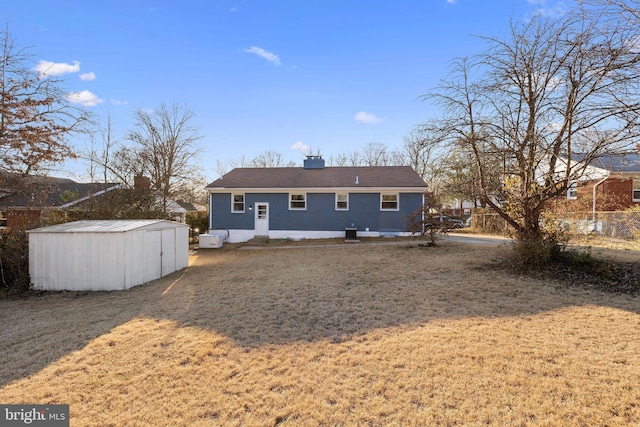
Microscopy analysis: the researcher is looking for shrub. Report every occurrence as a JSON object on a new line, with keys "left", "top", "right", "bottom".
{"left": 0, "top": 230, "right": 31, "bottom": 297}
{"left": 186, "top": 213, "right": 208, "bottom": 233}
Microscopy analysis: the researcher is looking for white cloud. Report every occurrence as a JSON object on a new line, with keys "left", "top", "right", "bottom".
{"left": 67, "top": 90, "right": 104, "bottom": 107}
{"left": 526, "top": 0, "right": 568, "bottom": 18}
{"left": 354, "top": 111, "right": 381, "bottom": 124}
{"left": 35, "top": 60, "right": 80, "bottom": 77}
{"left": 446, "top": 0, "right": 457, "bottom": 4}
{"left": 289, "top": 141, "right": 311, "bottom": 154}
{"left": 243, "top": 46, "right": 281, "bottom": 66}
{"left": 79, "top": 72, "right": 96, "bottom": 81}
{"left": 110, "top": 98, "right": 128, "bottom": 105}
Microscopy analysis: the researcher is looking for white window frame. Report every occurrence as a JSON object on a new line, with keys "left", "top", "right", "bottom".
{"left": 335, "top": 193, "right": 349, "bottom": 210}
{"left": 567, "top": 181, "right": 578, "bottom": 200}
{"left": 0, "top": 210, "right": 7, "bottom": 229}
{"left": 633, "top": 179, "right": 640, "bottom": 202}
{"left": 289, "top": 193, "right": 307, "bottom": 210}
{"left": 380, "top": 193, "right": 399, "bottom": 211}
{"left": 231, "top": 193, "right": 245, "bottom": 213}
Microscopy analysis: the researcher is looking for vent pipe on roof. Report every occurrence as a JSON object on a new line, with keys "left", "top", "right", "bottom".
{"left": 355, "top": 176, "right": 359, "bottom": 184}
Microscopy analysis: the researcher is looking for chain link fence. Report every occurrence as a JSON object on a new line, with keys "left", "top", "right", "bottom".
{"left": 469, "top": 210, "right": 640, "bottom": 241}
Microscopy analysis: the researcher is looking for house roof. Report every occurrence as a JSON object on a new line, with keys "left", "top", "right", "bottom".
{"left": 0, "top": 174, "right": 119, "bottom": 208}
{"left": 72, "top": 188, "right": 189, "bottom": 215}
{"left": 589, "top": 154, "right": 640, "bottom": 173}
{"left": 175, "top": 200, "right": 199, "bottom": 212}
{"left": 206, "top": 166, "right": 427, "bottom": 190}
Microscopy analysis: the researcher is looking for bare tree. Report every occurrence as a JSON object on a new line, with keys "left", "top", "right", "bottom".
{"left": 0, "top": 28, "right": 89, "bottom": 177}
{"left": 583, "top": 0, "right": 640, "bottom": 20}
{"left": 215, "top": 151, "right": 296, "bottom": 177}
{"left": 121, "top": 102, "right": 203, "bottom": 210}
{"left": 398, "top": 127, "right": 440, "bottom": 182}
{"left": 84, "top": 112, "right": 121, "bottom": 183}
{"left": 249, "top": 150, "right": 295, "bottom": 168}
{"left": 423, "top": 6, "right": 640, "bottom": 257}
{"left": 215, "top": 155, "right": 249, "bottom": 177}
{"left": 360, "top": 142, "right": 390, "bottom": 166}
{"left": 327, "top": 152, "right": 349, "bottom": 166}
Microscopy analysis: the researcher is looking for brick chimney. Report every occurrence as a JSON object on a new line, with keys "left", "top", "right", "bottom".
{"left": 134, "top": 175, "right": 151, "bottom": 190}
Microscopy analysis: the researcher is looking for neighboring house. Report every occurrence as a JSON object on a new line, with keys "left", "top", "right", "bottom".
{"left": 0, "top": 173, "right": 193, "bottom": 230}
{"left": 69, "top": 180, "right": 192, "bottom": 223}
{"left": 205, "top": 156, "right": 428, "bottom": 243}
{"left": 557, "top": 154, "right": 640, "bottom": 211}
{"left": 0, "top": 174, "right": 120, "bottom": 230}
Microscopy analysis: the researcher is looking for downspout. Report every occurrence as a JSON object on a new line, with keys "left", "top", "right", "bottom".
{"left": 592, "top": 172, "right": 610, "bottom": 233}
{"left": 209, "top": 192, "right": 213, "bottom": 231}
{"left": 421, "top": 192, "right": 426, "bottom": 232}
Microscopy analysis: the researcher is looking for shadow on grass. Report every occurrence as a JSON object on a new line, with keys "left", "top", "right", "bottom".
{"left": 1, "top": 240, "right": 638, "bottom": 387}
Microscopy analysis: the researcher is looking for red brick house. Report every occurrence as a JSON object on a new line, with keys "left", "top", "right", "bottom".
{"left": 560, "top": 154, "right": 640, "bottom": 211}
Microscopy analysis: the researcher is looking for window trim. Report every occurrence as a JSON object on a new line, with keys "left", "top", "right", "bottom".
{"left": 289, "top": 193, "right": 307, "bottom": 210}
{"left": 335, "top": 193, "right": 349, "bottom": 211}
{"left": 231, "top": 193, "right": 245, "bottom": 213}
{"left": 380, "top": 193, "right": 399, "bottom": 211}
{"left": 633, "top": 179, "right": 640, "bottom": 202}
{"left": 567, "top": 181, "right": 578, "bottom": 200}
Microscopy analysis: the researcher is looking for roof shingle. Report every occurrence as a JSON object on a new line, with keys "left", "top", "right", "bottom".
{"left": 206, "top": 166, "right": 427, "bottom": 189}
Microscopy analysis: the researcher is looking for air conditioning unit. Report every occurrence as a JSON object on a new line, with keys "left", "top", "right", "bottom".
{"left": 199, "top": 234, "right": 223, "bottom": 249}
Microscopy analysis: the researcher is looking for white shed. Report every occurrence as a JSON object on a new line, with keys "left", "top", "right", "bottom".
{"left": 28, "top": 220, "right": 189, "bottom": 291}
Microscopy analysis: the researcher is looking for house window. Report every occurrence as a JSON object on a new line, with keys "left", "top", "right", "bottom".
{"left": 0, "top": 211, "right": 6, "bottom": 229}
{"left": 380, "top": 193, "right": 399, "bottom": 211}
{"left": 289, "top": 193, "right": 306, "bottom": 210}
{"left": 633, "top": 179, "right": 640, "bottom": 202}
{"left": 231, "top": 194, "right": 244, "bottom": 212}
{"left": 335, "top": 193, "right": 349, "bottom": 210}
{"left": 567, "top": 181, "right": 578, "bottom": 200}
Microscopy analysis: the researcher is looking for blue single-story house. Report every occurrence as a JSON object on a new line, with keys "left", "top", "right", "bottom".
{"left": 205, "top": 156, "right": 428, "bottom": 242}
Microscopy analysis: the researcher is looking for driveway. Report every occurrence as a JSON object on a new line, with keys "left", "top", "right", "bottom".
{"left": 440, "top": 233, "right": 511, "bottom": 246}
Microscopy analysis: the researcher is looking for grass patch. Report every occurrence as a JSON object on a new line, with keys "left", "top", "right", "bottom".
{"left": 1, "top": 240, "right": 639, "bottom": 425}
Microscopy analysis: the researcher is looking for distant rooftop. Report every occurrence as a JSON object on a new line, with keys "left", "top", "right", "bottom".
{"left": 589, "top": 154, "right": 640, "bottom": 173}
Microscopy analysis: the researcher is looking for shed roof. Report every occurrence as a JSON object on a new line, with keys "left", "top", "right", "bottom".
{"left": 28, "top": 219, "right": 187, "bottom": 233}
{"left": 206, "top": 166, "right": 427, "bottom": 190}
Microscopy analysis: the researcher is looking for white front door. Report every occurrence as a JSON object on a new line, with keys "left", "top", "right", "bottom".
{"left": 255, "top": 202, "right": 269, "bottom": 237}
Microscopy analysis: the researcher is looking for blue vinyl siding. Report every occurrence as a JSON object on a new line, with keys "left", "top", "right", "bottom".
{"left": 210, "top": 192, "right": 421, "bottom": 232}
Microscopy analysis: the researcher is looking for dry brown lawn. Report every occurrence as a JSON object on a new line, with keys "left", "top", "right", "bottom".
{"left": 1, "top": 238, "right": 639, "bottom": 426}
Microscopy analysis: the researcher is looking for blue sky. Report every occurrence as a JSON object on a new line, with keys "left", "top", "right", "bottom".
{"left": 3, "top": 0, "right": 569, "bottom": 181}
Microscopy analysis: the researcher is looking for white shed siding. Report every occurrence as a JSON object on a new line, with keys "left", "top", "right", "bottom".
{"left": 174, "top": 226, "right": 189, "bottom": 270}
{"left": 28, "top": 220, "right": 188, "bottom": 291}
{"left": 123, "top": 229, "right": 145, "bottom": 289}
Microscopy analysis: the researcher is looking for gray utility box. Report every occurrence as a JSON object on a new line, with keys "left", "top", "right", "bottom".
{"left": 199, "top": 234, "right": 223, "bottom": 248}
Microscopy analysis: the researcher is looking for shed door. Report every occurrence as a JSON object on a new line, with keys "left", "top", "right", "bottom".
{"left": 145, "top": 230, "right": 162, "bottom": 281}
{"left": 161, "top": 228, "right": 176, "bottom": 276}
{"left": 254, "top": 202, "right": 269, "bottom": 237}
